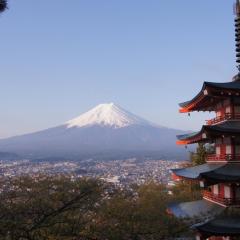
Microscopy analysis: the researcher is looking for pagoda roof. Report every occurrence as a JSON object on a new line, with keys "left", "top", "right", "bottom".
{"left": 177, "top": 121, "right": 240, "bottom": 145}
{"left": 201, "top": 163, "right": 240, "bottom": 183}
{"left": 168, "top": 199, "right": 224, "bottom": 220}
{"left": 169, "top": 202, "right": 240, "bottom": 237}
{"left": 194, "top": 215, "right": 240, "bottom": 237}
{"left": 179, "top": 81, "right": 240, "bottom": 113}
{"left": 206, "top": 81, "right": 240, "bottom": 89}
{"left": 172, "top": 163, "right": 240, "bottom": 183}
{"left": 172, "top": 163, "right": 224, "bottom": 180}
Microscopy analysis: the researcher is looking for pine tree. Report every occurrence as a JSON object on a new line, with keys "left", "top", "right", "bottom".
{"left": 190, "top": 143, "right": 207, "bottom": 166}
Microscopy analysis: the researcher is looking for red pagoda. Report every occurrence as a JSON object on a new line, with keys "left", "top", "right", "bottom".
{"left": 169, "top": 1, "right": 240, "bottom": 240}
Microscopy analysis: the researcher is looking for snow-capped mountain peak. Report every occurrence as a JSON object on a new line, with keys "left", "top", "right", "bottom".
{"left": 66, "top": 103, "right": 152, "bottom": 129}
{"left": 0, "top": 103, "right": 188, "bottom": 160}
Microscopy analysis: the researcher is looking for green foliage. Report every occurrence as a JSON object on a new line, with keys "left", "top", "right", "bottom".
{"left": 0, "top": 176, "right": 103, "bottom": 240}
{"left": 0, "top": 177, "right": 189, "bottom": 240}
{"left": 90, "top": 182, "right": 187, "bottom": 240}
{"left": 171, "top": 181, "right": 202, "bottom": 203}
{"left": 190, "top": 143, "right": 208, "bottom": 166}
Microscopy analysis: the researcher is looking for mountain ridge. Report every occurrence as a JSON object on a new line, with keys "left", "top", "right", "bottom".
{"left": 0, "top": 103, "right": 189, "bottom": 160}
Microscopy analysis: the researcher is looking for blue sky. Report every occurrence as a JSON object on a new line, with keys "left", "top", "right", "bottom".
{"left": 0, "top": 0, "right": 237, "bottom": 138}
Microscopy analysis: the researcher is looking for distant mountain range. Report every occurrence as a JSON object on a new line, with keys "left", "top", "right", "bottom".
{"left": 0, "top": 103, "right": 190, "bottom": 161}
{"left": 0, "top": 152, "right": 19, "bottom": 161}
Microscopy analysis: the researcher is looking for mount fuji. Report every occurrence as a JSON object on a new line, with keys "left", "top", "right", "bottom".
{"left": 0, "top": 103, "right": 188, "bottom": 160}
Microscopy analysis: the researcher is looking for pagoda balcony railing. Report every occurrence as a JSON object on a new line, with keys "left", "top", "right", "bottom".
{"left": 206, "top": 113, "right": 240, "bottom": 125}
{"left": 203, "top": 190, "right": 240, "bottom": 206}
{"left": 207, "top": 154, "right": 240, "bottom": 162}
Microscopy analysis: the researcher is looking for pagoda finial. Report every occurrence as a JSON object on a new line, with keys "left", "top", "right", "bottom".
{"left": 233, "top": 0, "right": 240, "bottom": 81}
{"left": 234, "top": 0, "right": 240, "bottom": 16}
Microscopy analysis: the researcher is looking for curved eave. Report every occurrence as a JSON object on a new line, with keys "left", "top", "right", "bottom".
{"left": 209, "top": 121, "right": 240, "bottom": 134}
{"left": 179, "top": 82, "right": 210, "bottom": 113}
{"left": 173, "top": 163, "right": 240, "bottom": 184}
{"left": 168, "top": 200, "right": 224, "bottom": 220}
{"left": 200, "top": 163, "right": 240, "bottom": 183}
{"left": 179, "top": 93, "right": 206, "bottom": 113}
{"left": 194, "top": 217, "right": 240, "bottom": 237}
{"left": 177, "top": 122, "right": 240, "bottom": 145}
{"left": 176, "top": 130, "right": 205, "bottom": 145}
{"left": 172, "top": 163, "right": 224, "bottom": 180}
{"left": 179, "top": 81, "right": 240, "bottom": 113}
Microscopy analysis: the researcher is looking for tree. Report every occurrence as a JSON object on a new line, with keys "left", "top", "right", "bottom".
{"left": 91, "top": 182, "right": 188, "bottom": 240}
{"left": 190, "top": 143, "right": 208, "bottom": 166}
{"left": 0, "top": 176, "right": 104, "bottom": 240}
{"left": 0, "top": 0, "right": 7, "bottom": 13}
{"left": 171, "top": 180, "right": 202, "bottom": 203}
{"left": 0, "top": 177, "right": 193, "bottom": 240}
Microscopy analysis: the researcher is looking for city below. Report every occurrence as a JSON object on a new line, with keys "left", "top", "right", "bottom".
{"left": 0, "top": 158, "right": 183, "bottom": 188}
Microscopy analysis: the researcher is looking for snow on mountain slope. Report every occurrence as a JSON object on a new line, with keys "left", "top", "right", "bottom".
{"left": 66, "top": 103, "right": 155, "bottom": 129}
{"left": 0, "top": 103, "right": 189, "bottom": 160}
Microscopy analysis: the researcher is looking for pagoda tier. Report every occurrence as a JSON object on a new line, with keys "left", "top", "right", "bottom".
{"left": 177, "top": 121, "right": 240, "bottom": 144}
{"left": 169, "top": 201, "right": 240, "bottom": 239}
{"left": 177, "top": 121, "right": 240, "bottom": 163}
{"left": 172, "top": 163, "right": 240, "bottom": 184}
{"left": 172, "top": 164, "right": 240, "bottom": 207}
{"left": 179, "top": 81, "right": 240, "bottom": 113}
{"left": 172, "top": 163, "right": 223, "bottom": 181}
{"left": 193, "top": 215, "right": 240, "bottom": 239}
